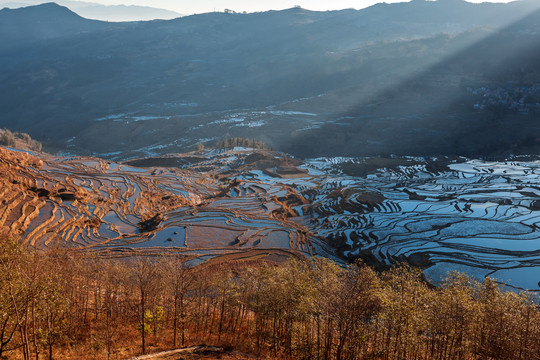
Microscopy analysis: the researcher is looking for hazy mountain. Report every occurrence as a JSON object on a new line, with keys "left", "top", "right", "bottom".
{"left": 0, "top": 3, "right": 105, "bottom": 46}
{"left": 1, "top": 1, "right": 540, "bottom": 159}
{"left": 0, "top": 0, "right": 182, "bottom": 21}
{"left": 69, "top": 4, "right": 182, "bottom": 22}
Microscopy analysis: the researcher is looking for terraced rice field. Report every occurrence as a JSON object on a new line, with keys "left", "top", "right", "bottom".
{"left": 2, "top": 146, "right": 539, "bottom": 291}
{"left": 0, "top": 147, "right": 335, "bottom": 265}
{"left": 295, "top": 157, "right": 540, "bottom": 291}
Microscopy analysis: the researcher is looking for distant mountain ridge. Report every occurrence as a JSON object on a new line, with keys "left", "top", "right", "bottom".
{"left": 0, "top": 0, "right": 182, "bottom": 21}
{"left": 1, "top": 1, "right": 540, "bottom": 159}
{"left": 0, "top": 2, "right": 104, "bottom": 46}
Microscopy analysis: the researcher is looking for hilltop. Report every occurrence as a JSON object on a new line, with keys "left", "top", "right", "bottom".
{"left": 0, "top": 0, "right": 182, "bottom": 21}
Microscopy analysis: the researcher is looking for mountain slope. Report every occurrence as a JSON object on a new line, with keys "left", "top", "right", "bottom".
{"left": 0, "top": 0, "right": 182, "bottom": 21}
{"left": 1, "top": 1, "right": 540, "bottom": 158}
{"left": 0, "top": 3, "right": 106, "bottom": 46}
{"left": 70, "top": 4, "right": 181, "bottom": 21}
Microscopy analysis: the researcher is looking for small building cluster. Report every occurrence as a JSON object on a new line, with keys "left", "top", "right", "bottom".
{"left": 468, "top": 84, "right": 540, "bottom": 114}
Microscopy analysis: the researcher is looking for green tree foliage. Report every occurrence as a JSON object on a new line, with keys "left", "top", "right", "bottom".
{"left": 139, "top": 307, "right": 163, "bottom": 336}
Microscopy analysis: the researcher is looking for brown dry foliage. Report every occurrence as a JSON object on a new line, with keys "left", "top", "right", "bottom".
{"left": 0, "top": 239, "right": 538, "bottom": 360}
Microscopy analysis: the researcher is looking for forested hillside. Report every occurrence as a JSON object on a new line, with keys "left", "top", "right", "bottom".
{"left": 1, "top": 238, "right": 538, "bottom": 360}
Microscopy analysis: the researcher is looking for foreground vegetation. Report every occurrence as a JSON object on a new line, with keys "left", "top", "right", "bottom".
{"left": 0, "top": 129, "right": 42, "bottom": 153}
{"left": 1, "top": 238, "right": 539, "bottom": 360}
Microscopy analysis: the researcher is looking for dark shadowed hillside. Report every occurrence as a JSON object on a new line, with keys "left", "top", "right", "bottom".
{"left": 1, "top": 0, "right": 540, "bottom": 159}
{"left": 282, "top": 6, "right": 540, "bottom": 158}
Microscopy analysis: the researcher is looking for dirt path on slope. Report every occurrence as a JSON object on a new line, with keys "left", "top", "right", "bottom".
{"left": 127, "top": 345, "right": 257, "bottom": 360}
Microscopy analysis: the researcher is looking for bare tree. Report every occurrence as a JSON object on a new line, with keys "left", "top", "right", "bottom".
{"left": 129, "top": 256, "right": 160, "bottom": 354}
{"left": 160, "top": 255, "right": 194, "bottom": 348}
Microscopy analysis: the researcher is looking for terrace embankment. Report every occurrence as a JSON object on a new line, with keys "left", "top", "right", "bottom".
{"left": 4, "top": 146, "right": 540, "bottom": 291}
{"left": 0, "top": 147, "right": 335, "bottom": 265}
{"left": 300, "top": 156, "right": 540, "bottom": 291}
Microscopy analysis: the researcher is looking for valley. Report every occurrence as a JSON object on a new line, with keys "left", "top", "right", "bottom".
{"left": 2, "top": 1, "right": 540, "bottom": 358}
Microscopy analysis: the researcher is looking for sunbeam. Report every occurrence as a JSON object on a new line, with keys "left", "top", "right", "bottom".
{"left": 281, "top": 0, "right": 540, "bottom": 158}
